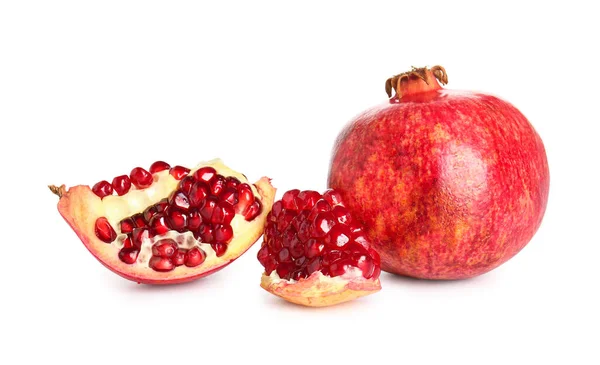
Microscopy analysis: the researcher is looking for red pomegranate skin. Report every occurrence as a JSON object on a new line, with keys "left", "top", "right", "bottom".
{"left": 328, "top": 89, "right": 549, "bottom": 279}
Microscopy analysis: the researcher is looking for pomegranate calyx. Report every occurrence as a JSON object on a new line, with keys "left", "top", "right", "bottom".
{"left": 49, "top": 184, "right": 66, "bottom": 198}
{"left": 385, "top": 65, "right": 447, "bottom": 99}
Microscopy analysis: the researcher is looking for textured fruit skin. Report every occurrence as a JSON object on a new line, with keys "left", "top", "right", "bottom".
{"left": 328, "top": 90, "right": 549, "bottom": 279}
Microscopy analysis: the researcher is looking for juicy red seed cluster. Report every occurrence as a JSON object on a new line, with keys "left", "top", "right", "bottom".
{"left": 92, "top": 161, "right": 195, "bottom": 199}
{"left": 257, "top": 189, "right": 381, "bottom": 281}
{"left": 91, "top": 166, "right": 263, "bottom": 271}
{"left": 148, "top": 239, "right": 206, "bottom": 272}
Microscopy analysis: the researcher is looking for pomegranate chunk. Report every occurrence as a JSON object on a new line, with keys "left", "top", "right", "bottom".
{"left": 257, "top": 189, "right": 381, "bottom": 280}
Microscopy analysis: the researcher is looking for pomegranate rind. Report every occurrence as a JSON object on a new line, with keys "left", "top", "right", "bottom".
{"left": 260, "top": 270, "right": 381, "bottom": 307}
{"left": 55, "top": 177, "right": 275, "bottom": 285}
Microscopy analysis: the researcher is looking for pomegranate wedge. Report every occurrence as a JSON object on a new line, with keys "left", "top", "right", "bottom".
{"left": 51, "top": 159, "right": 275, "bottom": 284}
{"left": 258, "top": 189, "right": 381, "bottom": 307}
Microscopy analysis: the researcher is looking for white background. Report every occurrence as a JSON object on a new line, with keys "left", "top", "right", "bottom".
{"left": 1, "top": 1, "right": 598, "bottom": 364}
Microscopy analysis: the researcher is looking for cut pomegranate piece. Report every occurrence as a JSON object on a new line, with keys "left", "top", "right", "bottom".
{"left": 50, "top": 159, "right": 276, "bottom": 285}
{"left": 258, "top": 188, "right": 381, "bottom": 307}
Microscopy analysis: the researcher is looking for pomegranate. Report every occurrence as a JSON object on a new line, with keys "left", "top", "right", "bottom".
{"left": 328, "top": 66, "right": 549, "bottom": 280}
{"left": 258, "top": 189, "right": 381, "bottom": 307}
{"left": 50, "top": 159, "right": 275, "bottom": 284}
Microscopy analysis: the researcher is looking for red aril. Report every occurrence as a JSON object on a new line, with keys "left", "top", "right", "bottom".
{"left": 258, "top": 189, "right": 381, "bottom": 307}
{"left": 50, "top": 159, "right": 275, "bottom": 285}
{"left": 328, "top": 66, "right": 549, "bottom": 280}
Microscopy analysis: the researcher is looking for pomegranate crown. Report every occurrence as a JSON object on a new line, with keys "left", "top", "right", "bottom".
{"left": 385, "top": 65, "right": 448, "bottom": 98}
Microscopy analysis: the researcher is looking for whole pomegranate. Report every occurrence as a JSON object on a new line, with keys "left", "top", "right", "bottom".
{"left": 328, "top": 66, "right": 549, "bottom": 280}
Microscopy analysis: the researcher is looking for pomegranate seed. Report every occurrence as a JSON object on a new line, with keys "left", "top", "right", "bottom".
{"left": 276, "top": 262, "right": 294, "bottom": 280}
{"left": 264, "top": 256, "right": 277, "bottom": 275}
{"left": 322, "top": 250, "right": 343, "bottom": 266}
{"left": 331, "top": 205, "right": 352, "bottom": 225}
{"left": 112, "top": 175, "right": 131, "bottom": 196}
{"left": 282, "top": 226, "right": 297, "bottom": 247}
{"left": 294, "top": 256, "right": 307, "bottom": 267}
{"left": 329, "top": 259, "right": 351, "bottom": 277}
{"left": 193, "top": 166, "right": 216, "bottom": 183}
{"left": 152, "top": 239, "right": 178, "bottom": 257}
{"left": 305, "top": 239, "right": 324, "bottom": 258}
{"left": 149, "top": 256, "right": 175, "bottom": 272}
{"left": 281, "top": 189, "right": 300, "bottom": 210}
{"left": 172, "top": 249, "right": 186, "bottom": 266}
{"left": 312, "top": 212, "right": 335, "bottom": 237}
{"left": 149, "top": 161, "right": 170, "bottom": 174}
{"left": 297, "top": 190, "right": 320, "bottom": 210}
{"left": 244, "top": 200, "right": 262, "bottom": 221}
{"left": 369, "top": 248, "right": 381, "bottom": 264}
{"left": 211, "top": 243, "right": 227, "bottom": 257}
{"left": 184, "top": 247, "right": 206, "bottom": 267}
{"left": 221, "top": 187, "right": 238, "bottom": 205}
{"left": 196, "top": 223, "right": 213, "bottom": 243}
{"left": 308, "top": 199, "right": 331, "bottom": 220}
{"left": 131, "top": 227, "right": 150, "bottom": 249}
{"left": 291, "top": 270, "right": 305, "bottom": 281}
{"left": 122, "top": 236, "right": 134, "bottom": 249}
{"left": 210, "top": 175, "right": 227, "bottom": 196}
{"left": 306, "top": 257, "right": 321, "bottom": 275}
{"left": 169, "top": 190, "right": 190, "bottom": 212}
{"left": 120, "top": 218, "right": 135, "bottom": 234}
{"left": 257, "top": 245, "right": 271, "bottom": 266}
{"left": 143, "top": 205, "right": 158, "bottom": 222}
{"left": 290, "top": 240, "right": 305, "bottom": 258}
{"left": 130, "top": 167, "right": 153, "bottom": 189}
{"left": 179, "top": 176, "right": 196, "bottom": 195}
{"left": 322, "top": 189, "right": 343, "bottom": 206}
{"left": 278, "top": 248, "right": 291, "bottom": 263}
{"left": 119, "top": 248, "right": 139, "bottom": 264}
{"left": 354, "top": 254, "right": 375, "bottom": 279}
{"left": 271, "top": 201, "right": 283, "bottom": 218}
{"left": 155, "top": 198, "right": 169, "bottom": 213}
{"left": 92, "top": 181, "right": 113, "bottom": 198}
{"left": 95, "top": 217, "right": 116, "bottom": 243}
{"left": 167, "top": 209, "right": 187, "bottom": 232}
{"left": 291, "top": 210, "right": 309, "bottom": 231}
{"left": 324, "top": 224, "right": 351, "bottom": 248}
{"left": 199, "top": 196, "right": 218, "bottom": 221}
{"left": 149, "top": 214, "right": 170, "bottom": 235}
{"left": 187, "top": 210, "right": 202, "bottom": 231}
{"left": 170, "top": 165, "right": 190, "bottom": 180}
{"left": 211, "top": 201, "right": 235, "bottom": 225}
{"left": 276, "top": 210, "right": 295, "bottom": 232}
{"left": 235, "top": 184, "right": 255, "bottom": 214}
{"left": 189, "top": 181, "right": 210, "bottom": 207}
{"left": 297, "top": 219, "right": 312, "bottom": 243}
{"left": 213, "top": 224, "right": 233, "bottom": 244}
{"left": 225, "top": 176, "right": 240, "bottom": 189}
{"left": 131, "top": 213, "right": 146, "bottom": 227}
{"left": 353, "top": 234, "right": 370, "bottom": 250}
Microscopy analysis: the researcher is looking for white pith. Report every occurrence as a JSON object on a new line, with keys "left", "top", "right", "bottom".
{"left": 94, "top": 158, "right": 260, "bottom": 266}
